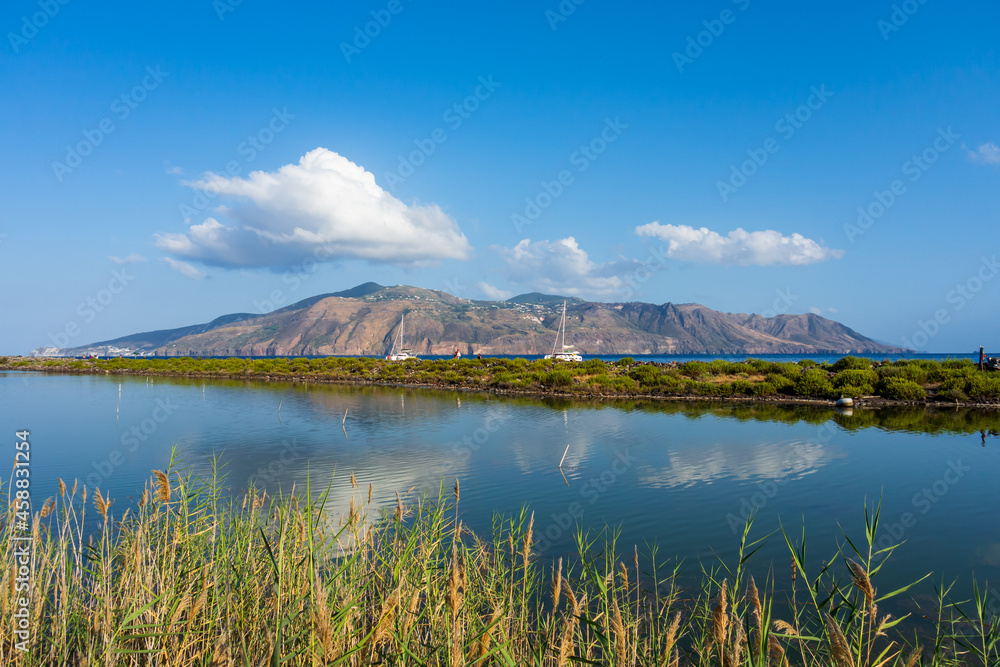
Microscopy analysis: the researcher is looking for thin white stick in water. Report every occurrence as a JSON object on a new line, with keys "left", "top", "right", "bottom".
{"left": 278, "top": 399, "right": 282, "bottom": 412}
{"left": 343, "top": 408, "right": 348, "bottom": 424}
{"left": 559, "top": 443, "right": 570, "bottom": 468}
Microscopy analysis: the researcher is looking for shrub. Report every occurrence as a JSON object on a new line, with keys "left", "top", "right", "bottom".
{"left": 731, "top": 380, "right": 754, "bottom": 395}
{"left": 611, "top": 377, "right": 638, "bottom": 392}
{"left": 967, "top": 375, "right": 1000, "bottom": 399}
{"left": 707, "top": 359, "right": 730, "bottom": 375}
{"left": 578, "top": 359, "right": 607, "bottom": 374}
{"left": 658, "top": 373, "right": 682, "bottom": 392}
{"left": 877, "top": 378, "right": 926, "bottom": 401}
{"left": 766, "top": 373, "right": 796, "bottom": 393}
{"left": 541, "top": 370, "right": 573, "bottom": 388}
{"left": 937, "top": 387, "right": 968, "bottom": 403}
{"left": 0, "top": 356, "right": 8, "bottom": 365}
{"left": 728, "top": 363, "right": 753, "bottom": 375}
{"left": 833, "top": 369, "right": 878, "bottom": 388}
{"left": 628, "top": 365, "right": 659, "bottom": 386}
{"left": 794, "top": 369, "right": 834, "bottom": 397}
{"left": 614, "top": 357, "right": 635, "bottom": 367}
{"left": 680, "top": 361, "right": 710, "bottom": 379}
{"left": 830, "top": 356, "right": 873, "bottom": 372}
{"left": 750, "top": 382, "right": 777, "bottom": 396}
{"left": 797, "top": 359, "right": 818, "bottom": 368}
{"left": 835, "top": 384, "right": 870, "bottom": 398}
{"left": 587, "top": 374, "right": 615, "bottom": 388}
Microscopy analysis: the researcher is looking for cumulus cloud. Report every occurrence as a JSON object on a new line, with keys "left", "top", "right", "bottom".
{"left": 968, "top": 142, "right": 1000, "bottom": 165}
{"left": 477, "top": 282, "right": 513, "bottom": 300}
{"left": 493, "top": 237, "right": 642, "bottom": 297}
{"left": 162, "top": 257, "right": 206, "bottom": 280}
{"left": 634, "top": 222, "right": 843, "bottom": 266}
{"left": 155, "top": 148, "right": 472, "bottom": 269}
{"left": 108, "top": 253, "right": 148, "bottom": 264}
{"left": 810, "top": 306, "right": 838, "bottom": 316}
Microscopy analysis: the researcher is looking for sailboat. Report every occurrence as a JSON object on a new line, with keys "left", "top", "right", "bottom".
{"left": 544, "top": 301, "right": 583, "bottom": 362}
{"left": 386, "top": 313, "right": 418, "bottom": 361}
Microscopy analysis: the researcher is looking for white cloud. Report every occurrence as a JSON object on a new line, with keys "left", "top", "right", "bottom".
{"left": 810, "top": 306, "right": 838, "bottom": 316}
{"left": 162, "top": 257, "right": 207, "bottom": 280}
{"left": 108, "top": 253, "right": 148, "bottom": 264}
{"left": 164, "top": 164, "right": 184, "bottom": 175}
{"left": 968, "top": 142, "right": 1000, "bottom": 165}
{"left": 476, "top": 282, "right": 513, "bottom": 300}
{"left": 155, "top": 148, "right": 472, "bottom": 269}
{"left": 635, "top": 222, "right": 843, "bottom": 266}
{"left": 493, "top": 237, "right": 641, "bottom": 297}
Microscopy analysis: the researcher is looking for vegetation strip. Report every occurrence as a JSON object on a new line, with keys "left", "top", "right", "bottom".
{"left": 4, "top": 355, "right": 1000, "bottom": 409}
{"left": 2, "top": 464, "right": 997, "bottom": 665}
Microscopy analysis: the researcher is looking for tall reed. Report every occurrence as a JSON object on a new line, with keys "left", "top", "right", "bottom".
{"left": 0, "top": 465, "right": 994, "bottom": 666}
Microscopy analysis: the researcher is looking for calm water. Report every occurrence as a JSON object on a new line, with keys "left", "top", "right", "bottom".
{"left": 2, "top": 371, "right": 999, "bottom": 613}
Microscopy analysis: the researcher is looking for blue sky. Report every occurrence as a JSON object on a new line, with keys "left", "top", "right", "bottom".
{"left": 2, "top": 0, "right": 998, "bottom": 354}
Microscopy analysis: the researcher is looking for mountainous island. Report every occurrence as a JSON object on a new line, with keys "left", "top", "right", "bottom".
{"left": 31, "top": 282, "right": 905, "bottom": 358}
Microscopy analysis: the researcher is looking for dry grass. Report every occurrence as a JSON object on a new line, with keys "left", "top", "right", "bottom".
{"left": 0, "top": 464, "right": 995, "bottom": 666}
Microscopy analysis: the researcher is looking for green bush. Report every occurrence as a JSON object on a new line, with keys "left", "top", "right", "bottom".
{"left": 937, "top": 387, "right": 968, "bottom": 403}
{"left": 835, "top": 384, "right": 871, "bottom": 398}
{"left": 628, "top": 365, "right": 659, "bottom": 386}
{"left": 830, "top": 356, "right": 873, "bottom": 372}
{"left": 707, "top": 359, "right": 730, "bottom": 375}
{"left": 614, "top": 357, "right": 635, "bottom": 367}
{"left": 731, "top": 380, "right": 754, "bottom": 395}
{"left": 750, "top": 382, "right": 777, "bottom": 396}
{"left": 587, "top": 374, "right": 615, "bottom": 388}
{"left": 794, "top": 369, "right": 834, "bottom": 397}
{"left": 578, "top": 359, "right": 607, "bottom": 374}
{"left": 680, "top": 361, "right": 710, "bottom": 379}
{"left": 877, "top": 377, "right": 926, "bottom": 401}
{"left": 833, "top": 369, "right": 878, "bottom": 388}
{"left": 797, "top": 359, "right": 818, "bottom": 368}
{"left": 967, "top": 375, "right": 1000, "bottom": 399}
{"left": 541, "top": 370, "right": 574, "bottom": 388}
{"left": 765, "top": 373, "right": 796, "bottom": 393}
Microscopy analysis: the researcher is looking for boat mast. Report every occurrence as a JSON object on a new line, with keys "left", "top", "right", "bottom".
{"left": 560, "top": 301, "right": 567, "bottom": 350}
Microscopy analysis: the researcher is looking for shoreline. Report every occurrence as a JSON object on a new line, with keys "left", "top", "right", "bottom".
{"left": 4, "top": 355, "right": 999, "bottom": 411}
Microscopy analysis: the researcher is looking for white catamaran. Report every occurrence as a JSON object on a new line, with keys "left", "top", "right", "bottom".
{"left": 544, "top": 301, "right": 583, "bottom": 362}
{"left": 386, "top": 313, "right": 418, "bottom": 361}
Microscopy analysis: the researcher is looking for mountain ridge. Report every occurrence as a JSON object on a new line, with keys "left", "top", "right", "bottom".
{"left": 31, "top": 283, "right": 907, "bottom": 357}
